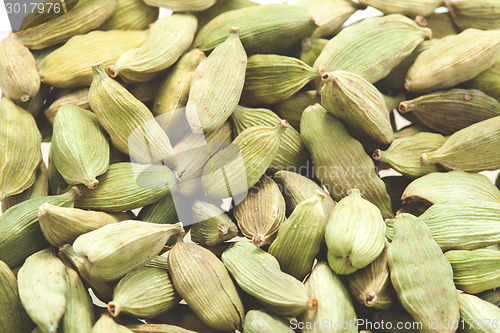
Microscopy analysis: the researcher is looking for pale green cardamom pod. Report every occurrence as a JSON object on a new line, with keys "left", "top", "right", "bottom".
{"left": 243, "top": 310, "right": 294, "bottom": 333}
{"left": 242, "top": 54, "right": 319, "bottom": 105}
{"left": 44, "top": 89, "right": 91, "bottom": 125}
{"left": 195, "top": 0, "right": 260, "bottom": 29}
{"left": 108, "top": 267, "right": 180, "bottom": 318}
{"left": 325, "top": 189, "right": 386, "bottom": 275}
{"left": 300, "top": 38, "right": 328, "bottom": 67}
{"left": 478, "top": 289, "right": 500, "bottom": 307}
{"left": 18, "top": 0, "right": 79, "bottom": 30}
{"left": 52, "top": 105, "right": 110, "bottom": 189}
{"left": 186, "top": 27, "right": 246, "bottom": 133}
{"left": 190, "top": 201, "right": 238, "bottom": 247}
{"left": 91, "top": 315, "right": 134, "bottom": 333}
{"left": 299, "top": 262, "right": 357, "bottom": 333}
{"left": 445, "top": 0, "right": 500, "bottom": 30}
{"left": 464, "top": 57, "right": 500, "bottom": 101}
{"left": 168, "top": 242, "right": 245, "bottom": 332}
{"left": 274, "top": 90, "right": 320, "bottom": 130}
{"left": 388, "top": 213, "right": 459, "bottom": 332}
{"left": 457, "top": 293, "right": 500, "bottom": 333}
{"left": 406, "top": 29, "right": 500, "bottom": 93}
{"left": 73, "top": 220, "right": 183, "bottom": 281}
{"left": 127, "top": 324, "right": 197, "bottom": 333}
{"left": 47, "top": 147, "right": 67, "bottom": 195}
{"left": 424, "top": 12, "right": 458, "bottom": 39}
{"left": 371, "top": 310, "right": 419, "bottom": 333}
{"left": 142, "top": 0, "right": 216, "bottom": 12}
{"left": 109, "top": 14, "right": 198, "bottom": 83}
{"left": 0, "top": 33, "right": 40, "bottom": 102}
{"left": 40, "top": 30, "right": 148, "bottom": 88}
{"left": 148, "top": 304, "right": 222, "bottom": 333}
{"left": 99, "top": 0, "right": 159, "bottom": 30}
{"left": 358, "top": 0, "right": 442, "bottom": 16}
{"left": 62, "top": 267, "right": 95, "bottom": 333}
{"left": 18, "top": 248, "right": 67, "bottom": 333}
{"left": 138, "top": 193, "right": 178, "bottom": 224}
{"left": 0, "top": 97, "right": 42, "bottom": 200}
{"left": 194, "top": 4, "right": 317, "bottom": 53}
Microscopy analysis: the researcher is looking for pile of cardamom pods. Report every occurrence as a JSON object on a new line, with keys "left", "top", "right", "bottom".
{"left": 1, "top": 0, "right": 500, "bottom": 332}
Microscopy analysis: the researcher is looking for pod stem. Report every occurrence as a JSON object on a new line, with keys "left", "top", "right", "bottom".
{"left": 108, "top": 302, "right": 120, "bottom": 317}
{"left": 398, "top": 102, "right": 409, "bottom": 114}
{"left": 308, "top": 297, "right": 319, "bottom": 311}
{"left": 252, "top": 234, "right": 266, "bottom": 247}
{"left": 364, "top": 291, "right": 377, "bottom": 307}
{"left": 107, "top": 66, "right": 118, "bottom": 78}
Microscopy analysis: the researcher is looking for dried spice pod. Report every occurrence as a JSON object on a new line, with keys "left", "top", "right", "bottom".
{"left": 0, "top": 260, "right": 32, "bottom": 333}
{"left": 73, "top": 220, "right": 183, "bottom": 281}
{"left": 388, "top": 213, "right": 459, "bottom": 333}
{"left": 44, "top": 89, "right": 91, "bottom": 125}
{"left": 0, "top": 187, "right": 79, "bottom": 269}
{"left": 358, "top": 0, "right": 442, "bottom": 16}
{"left": 478, "top": 289, "right": 500, "bottom": 307}
{"left": 394, "top": 124, "right": 429, "bottom": 139}
{"left": 269, "top": 193, "right": 327, "bottom": 281}
{"left": 40, "top": 30, "right": 148, "bottom": 88}
{"left": 233, "top": 176, "right": 285, "bottom": 246}
{"left": 18, "top": 0, "right": 79, "bottom": 30}
{"left": 202, "top": 121, "right": 288, "bottom": 200}
{"left": 0, "top": 33, "right": 40, "bottom": 102}
{"left": 300, "top": 38, "right": 328, "bottom": 67}
{"left": 52, "top": 105, "right": 110, "bottom": 189}
{"left": 100, "top": 0, "right": 159, "bottom": 30}
{"left": 0, "top": 97, "right": 42, "bottom": 200}
{"left": 92, "top": 315, "right": 134, "bottom": 333}
{"left": 402, "top": 171, "right": 500, "bottom": 205}
{"left": 168, "top": 242, "right": 244, "bottom": 332}
{"left": 39, "top": 204, "right": 130, "bottom": 246}
{"left": 465, "top": 57, "right": 500, "bottom": 101}
{"left": 47, "top": 148, "right": 67, "bottom": 195}
{"left": 244, "top": 310, "right": 293, "bottom": 333}
{"left": 231, "top": 105, "right": 309, "bottom": 173}
{"left": 143, "top": 0, "right": 216, "bottom": 11}
{"left": 109, "top": 14, "right": 197, "bottom": 83}
{"left": 149, "top": 304, "right": 222, "bottom": 333}
{"left": 127, "top": 324, "right": 197, "bottom": 333}
{"left": 372, "top": 132, "right": 446, "bottom": 178}
{"left": 195, "top": 4, "right": 317, "bottom": 53}
{"left": 242, "top": 54, "right": 319, "bottom": 105}
{"left": 424, "top": 12, "right": 458, "bottom": 39}
{"left": 62, "top": 266, "right": 95, "bottom": 333}
{"left": 274, "top": 90, "right": 320, "bottom": 130}
{"left": 299, "top": 262, "right": 357, "bottom": 333}
{"left": 300, "top": 104, "right": 393, "bottom": 218}
{"left": 321, "top": 70, "right": 394, "bottom": 145}
{"left": 325, "top": 189, "right": 386, "bottom": 275}
{"left": 457, "top": 293, "right": 500, "bottom": 333}
{"left": 421, "top": 116, "right": 500, "bottom": 172}
{"left": 138, "top": 193, "right": 178, "bottom": 224}
{"left": 195, "top": 0, "right": 260, "bottom": 29}
{"left": 406, "top": 29, "right": 500, "bottom": 93}
{"left": 445, "top": 248, "right": 500, "bottom": 294}
{"left": 222, "top": 241, "right": 314, "bottom": 317}
{"left": 108, "top": 267, "right": 180, "bottom": 318}
{"left": 89, "top": 64, "right": 175, "bottom": 165}
{"left": 296, "top": 0, "right": 357, "bottom": 38}
{"left": 16, "top": 0, "right": 117, "bottom": 49}
{"left": 154, "top": 49, "right": 206, "bottom": 117}
{"left": 314, "top": 14, "right": 431, "bottom": 84}
{"left": 371, "top": 310, "right": 419, "bottom": 333}
{"left": 399, "top": 89, "right": 500, "bottom": 135}
{"left": 446, "top": 0, "right": 500, "bottom": 30}
{"left": 348, "top": 242, "right": 394, "bottom": 310}
{"left": 18, "top": 248, "right": 67, "bottom": 333}
{"left": 190, "top": 201, "right": 238, "bottom": 247}
{"left": 76, "top": 163, "right": 177, "bottom": 212}
{"left": 186, "top": 27, "right": 246, "bottom": 133}
{"left": 2, "top": 161, "right": 48, "bottom": 213}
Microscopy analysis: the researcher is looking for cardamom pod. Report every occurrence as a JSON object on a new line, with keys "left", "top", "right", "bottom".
{"left": 127, "top": 324, "right": 197, "bottom": 333}
{"left": 244, "top": 310, "right": 294, "bottom": 333}
{"left": 300, "top": 104, "right": 393, "bottom": 218}
{"left": 138, "top": 193, "right": 178, "bottom": 224}
{"left": 194, "top": 4, "right": 317, "bottom": 53}
{"left": 406, "top": 29, "right": 500, "bottom": 93}
{"left": 321, "top": 70, "right": 394, "bottom": 145}
{"left": 40, "top": 30, "right": 148, "bottom": 88}
{"left": 47, "top": 147, "right": 67, "bottom": 195}
{"left": 478, "top": 289, "right": 500, "bottom": 307}
{"left": 99, "top": 0, "right": 159, "bottom": 31}
{"left": 73, "top": 220, "right": 183, "bottom": 281}
{"left": 195, "top": 0, "right": 259, "bottom": 29}
{"left": 300, "top": 38, "right": 328, "bottom": 67}
{"left": 457, "top": 293, "right": 500, "bottom": 333}
{"left": 388, "top": 213, "right": 459, "bottom": 333}
{"left": 465, "top": 57, "right": 500, "bottom": 101}
{"left": 446, "top": 0, "right": 500, "bottom": 30}
{"left": 190, "top": 201, "right": 238, "bottom": 246}
{"left": 358, "top": 0, "right": 442, "bottom": 16}
{"left": 424, "top": 12, "right": 458, "bottom": 39}
{"left": 0, "top": 33, "right": 40, "bottom": 102}
{"left": 269, "top": 193, "right": 327, "bottom": 280}
{"left": 108, "top": 267, "right": 180, "bottom": 318}
{"left": 44, "top": 89, "right": 91, "bottom": 125}
{"left": 222, "top": 241, "right": 314, "bottom": 317}
{"left": 274, "top": 90, "right": 320, "bottom": 130}
{"left": 92, "top": 315, "right": 134, "bottom": 333}
{"left": 148, "top": 304, "right": 222, "bottom": 333}
{"left": 18, "top": 0, "right": 79, "bottom": 30}
{"left": 0, "top": 97, "right": 42, "bottom": 200}
{"left": 18, "top": 248, "right": 67, "bottom": 333}
{"left": 399, "top": 89, "right": 500, "bottom": 135}
{"left": 62, "top": 267, "right": 95, "bottom": 333}
{"left": 168, "top": 242, "right": 244, "bottom": 332}
{"left": 142, "top": 0, "right": 216, "bottom": 12}
{"left": 186, "top": 27, "right": 246, "bottom": 133}
{"left": 299, "top": 262, "right": 357, "bottom": 333}
{"left": 233, "top": 176, "right": 285, "bottom": 246}
{"left": 109, "top": 14, "right": 198, "bottom": 83}
{"left": 371, "top": 310, "right": 419, "bottom": 333}
{"left": 52, "top": 105, "right": 110, "bottom": 189}
{"left": 242, "top": 54, "right": 319, "bottom": 105}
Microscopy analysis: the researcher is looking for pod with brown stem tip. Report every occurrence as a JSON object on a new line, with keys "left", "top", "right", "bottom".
{"left": 190, "top": 201, "right": 238, "bottom": 247}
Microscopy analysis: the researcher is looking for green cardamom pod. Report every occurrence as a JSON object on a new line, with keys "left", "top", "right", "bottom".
{"left": 446, "top": 0, "right": 500, "bottom": 30}
{"left": 108, "top": 267, "right": 180, "bottom": 318}
{"left": 457, "top": 293, "right": 500, "bottom": 333}
{"left": 19, "top": 0, "right": 79, "bottom": 30}
{"left": 138, "top": 193, "right": 178, "bottom": 224}
{"left": 424, "top": 12, "right": 458, "bottom": 39}
{"left": 91, "top": 315, "right": 134, "bottom": 333}
{"left": 18, "top": 248, "right": 67, "bottom": 333}
{"left": 47, "top": 147, "right": 67, "bottom": 195}
{"left": 194, "top": 4, "right": 317, "bottom": 53}
{"left": 73, "top": 220, "right": 183, "bottom": 281}
{"left": 0, "top": 33, "right": 40, "bottom": 102}
{"left": 478, "top": 289, "right": 500, "bottom": 307}
{"left": 44, "top": 88, "right": 91, "bottom": 125}
{"left": 399, "top": 89, "right": 500, "bottom": 135}
{"left": 300, "top": 38, "right": 328, "bottom": 67}
{"left": 186, "top": 27, "right": 246, "bottom": 133}
{"left": 99, "top": 0, "right": 159, "bottom": 31}
{"left": 195, "top": 0, "right": 259, "bottom": 29}
{"left": 244, "top": 310, "right": 294, "bottom": 333}
{"left": 40, "top": 30, "right": 148, "bottom": 88}
{"left": 464, "top": 57, "right": 500, "bottom": 101}
{"left": 274, "top": 90, "right": 320, "bottom": 130}
{"left": 52, "top": 105, "right": 110, "bottom": 189}
{"left": 168, "top": 242, "right": 244, "bottom": 332}
{"left": 325, "top": 189, "right": 386, "bottom": 275}
{"left": 62, "top": 266, "right": 95, "bottom": 333}
{"left": 321, "top": 70, "right": 394, "bottom": 145}
{"left": 222, "top": 241, "right": 314, "bottom": 317}
{"left": 371, "top": 310, "right": 419, "bottom": 333}
{"left": 190, "top": 201, "right": 238, "bottom": 247}
{"left": 108, "top": 14, "right": 198, "bottom": 83}
{"left": 300, "top": 104, "right": 393, "bottom": 218}
{"left": 358, "top": 0, "right": 442, "bottom": 16}
{"left": 242, "top": 54, "right": 319, "bottom": 105}
{"left": 127, "top": 324, "right": 197, "bottom": 333}
{"left": 388, "top": 213, "right": 459, "bottom": 332}
{"left": 148, "top": 304, "right": 222, "bottom": 333}
{"left": 142, "top": 0, "right": 216, "bottom": 12}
